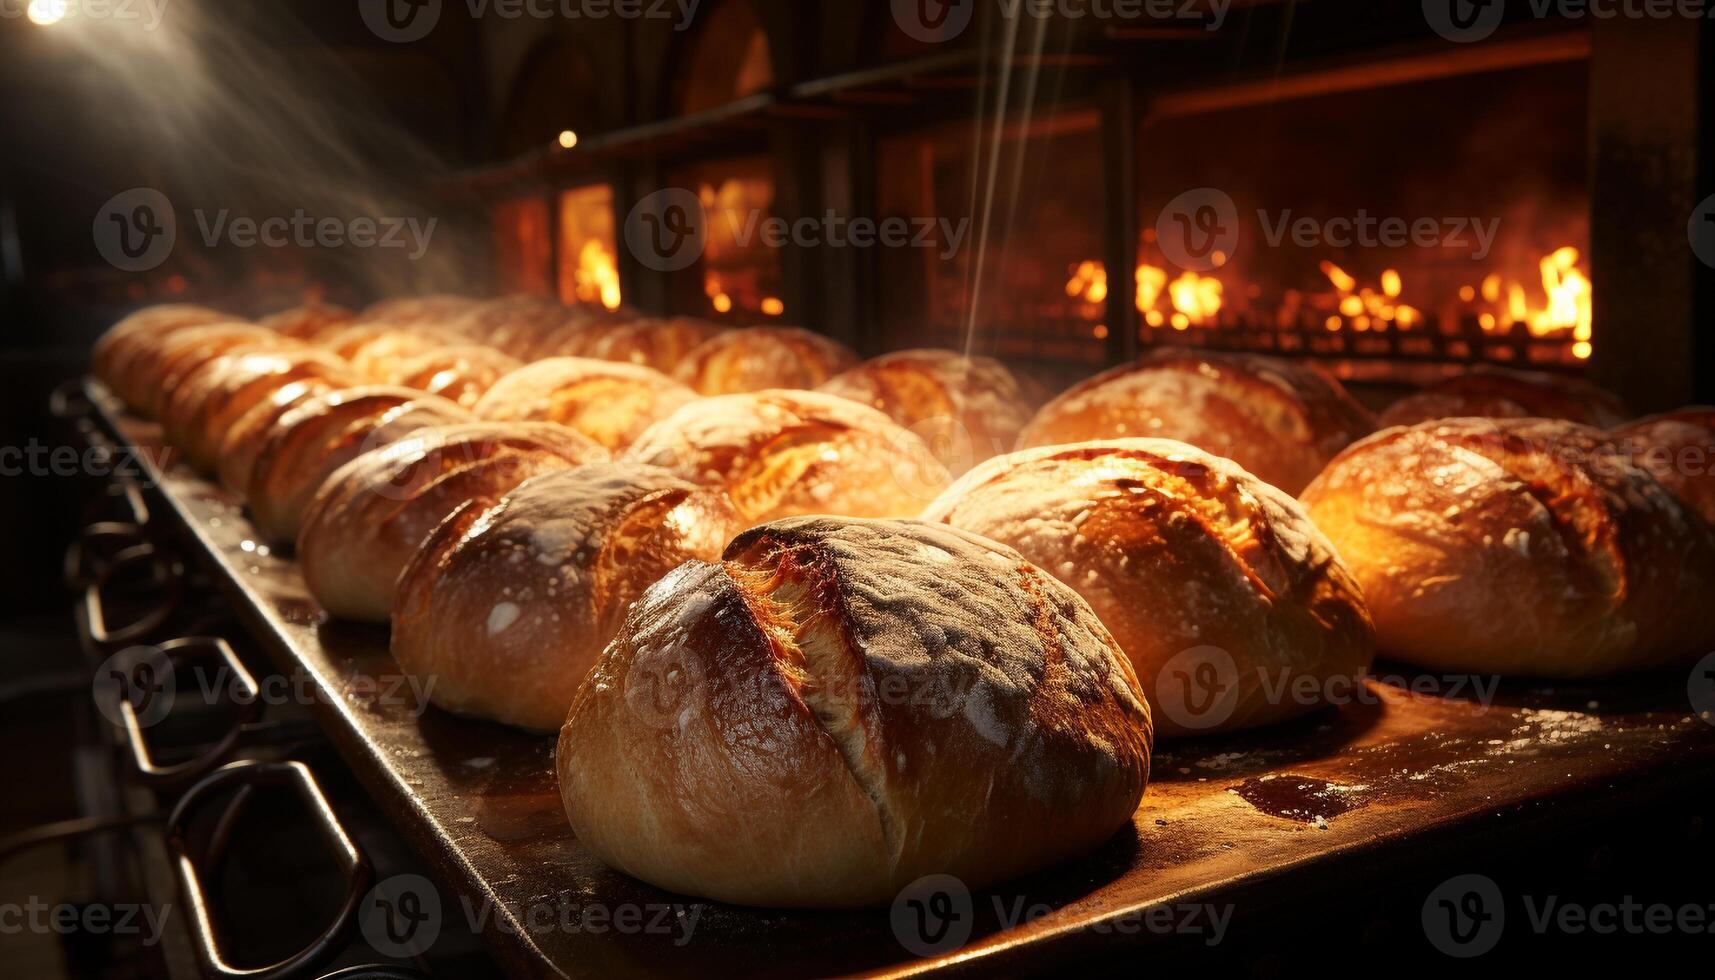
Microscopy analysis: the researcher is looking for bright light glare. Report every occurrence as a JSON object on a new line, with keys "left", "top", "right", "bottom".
{"left": 557, "top": 130, "right": 579, "bottom": 149}
{"left": 28, "top": 0, "right": 69, "bottom": 26}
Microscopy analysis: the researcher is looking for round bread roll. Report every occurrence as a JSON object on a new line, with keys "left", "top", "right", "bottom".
{"left": 259, "top": 303, "right": 356, "bottom": 341}
{"left": 576, "top": 316, "right": 724, "bottom": 373}
{"left": 1300, "top": 417, "right": 1715, "bottom": 676}
{"left": 556, "top": 516, "right": 1153, "bottom": 907}
{"left": 627, "top": 389, "right": 951, "bottom": 523}
{"left": 1021, "top": 351, "right": 1373, "bottom": 494}
{"left": 216, "top": 378, "right": 346, "bottom": 496}
{"left": 387, "top": 345, "right": 523, "bottom": 409}
{"left": 246, "top": 387, "right": 472, "bottom": 547}
{"left": 1378, "top": 367, "right": 1629, "bottom": 429}
{"left": 316, "top": 324, "right": 464, "bottom": 383}
{"left": 1612, "top": 407, "right": 1715, "bottom": 525}
{"left": 165, "top": 349, "right": 357, "bottom": 474}
{"left": 473, "top": 357, "right": 698, "bottom": 450}
{"left": 392, "top": 462, "right": 747, "bottom": 730}
{"left": 298, "top": 422, "right": 606, "bottom": 623}
{"left": 93, "top": 304, "right": 233, "bottom": 404}
{"left": 818, "top": 349, "right": 1035, "bottom": 474}
{"left": 518, "top": 308, "right": 627, "bottom": 360}
{"left": 672, "top": 326, "right": 859, "bottom": 395}
{"left": 923, "top": 440, "right": 1375, "bottom": 736}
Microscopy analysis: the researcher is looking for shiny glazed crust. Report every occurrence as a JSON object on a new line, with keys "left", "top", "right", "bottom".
{"left": 923, "top": 439, "right": 1375, "bottom": 736}
{"left": 672, "top": 327, "right": 859, "bottom": 395}
{"left": 473, "top": 357, "right": 698, "bottom": 450}
{"left": 555, "top": 516, "right": 1153, "bottom": 907}
{"left": 387, "top": 345, "right": 523, "bottom": 409}
{"left": 1300, "top": 417, "right": 1715, "bottom": 675}
{"left": 391, "top": 463, "right": 747, "bottom": 730}
{"left": 1611, "top": 407, "right": 1715, "bottom": 526}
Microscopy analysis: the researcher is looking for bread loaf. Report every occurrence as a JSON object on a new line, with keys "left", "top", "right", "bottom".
{"left": 473, "top": 357, "right": 698, "bottom": 450}
{"left": 387, "top": 345, "right": 523, "bottom": 409}
{"left": 923, "top": 440, "right": 1375, "bottom": 735}
{"left": 626, "top": 389, "right": 951, "bottom": 522}
{"left": 1021, "top": 351, "right": 1373, "bottom": 493}
{"left": 1300, "top": 417, "right": 1715, "bottom": 675}
{"left": 298, "top": 422, "right": 604, "bottom": 623}
{"left": 1378, "top": 367, "right": 1628, "bottom": 429}
{"left": 392, "top": 463, "right": 746, "bottom": 730}
{"left": 672, "top": 326, "right": 859, "bottom": 395}
{"left": 555, "top": 516, "right": 1153, "bottom": 907}
{"left": 818, "top": 349, "right": 1035, "bottom": 474}
{"left": 1611, "top": 407, "right": 1715, "bottom": 525}
{"left": 245, "top": 387, "right": 471, "bottom": 547}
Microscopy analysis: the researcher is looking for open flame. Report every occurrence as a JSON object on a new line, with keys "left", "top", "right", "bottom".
{"left": 1065, "top": 243, "right": 1592, "bottom": 360}
{"left": 573, "top": 240, "right": 622, "bottom": 311}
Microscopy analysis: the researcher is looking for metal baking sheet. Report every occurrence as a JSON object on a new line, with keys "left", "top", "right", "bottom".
{"left": 90, "top": 380, "right": 1715, "bottom": 977}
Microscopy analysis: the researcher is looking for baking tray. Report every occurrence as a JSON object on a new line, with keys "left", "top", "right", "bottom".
{"left": 88, "top": 380, "right": 1715, "bottom": 977}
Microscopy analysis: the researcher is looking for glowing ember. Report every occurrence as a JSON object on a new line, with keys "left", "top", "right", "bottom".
{"left": 574, "top": 240, "right": 622, "bottom": 311}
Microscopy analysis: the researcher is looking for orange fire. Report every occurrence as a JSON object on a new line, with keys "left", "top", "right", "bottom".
{"left": 572, "top": 240, "right": 622, "bottom": 311}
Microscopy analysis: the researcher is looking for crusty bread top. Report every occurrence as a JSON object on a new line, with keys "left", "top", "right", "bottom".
{"left": 1378, "top": 366, "right": 1629, "bottom": 429}
{"left": 673, "top": 326, "right": 859, "bottom": 395}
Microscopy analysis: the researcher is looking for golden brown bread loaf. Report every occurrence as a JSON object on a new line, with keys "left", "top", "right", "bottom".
{"left": 386, "top": 345, "right": 523, "bottom": 409}
{"left": 1300, "top": 417, "right": 1715, "bottom": 675}
{"left": 245, "top": 387, "right": 472, "bottom": 547}
{"left": 923, "top": 440, "right": 1375, "bottom": 736}
{"left": 452, "top": 295, "right": 575, "bottom": 357}
{"left": 1378, "top": 367, "right": 1629, "bottom": 429}
{"left": 1020, "top": 350, "right": 1374, "bottom": 494}
{"left": 93, "top": 304, "right": 234, "bottom": 405}
{"left": 392, "top": 463, "right": 747, "bottom": 730}
{"left": 165, "top": 349, "right": 358, "bottom": 475}
{"left": 555, "top": 516, "right": 1153, "bottom": 907}
{"left": 574, "top": 316, "right": 724, "bottom": 373}
{"left": 626, "top": 389, "right": 951, "bottom": 523}
{"left": 672, "top": 326, "right": 859, "bottom": 395}
{"left": 818, "top": 349, "right": 1035, "bottom": 473}
{"left": 141, "top": 325, "right": 301, "bottom": 421}
{"left": 216, "top": 379, "right": 346, "bottom": 496}
{"left": 473, "top": 357, "right": 698, "bottom": 450}
{"left": 1611, "top": 407, "right": 1715, "bottom": 525}
{"left": 297, "top": 422, "right": 606, "bottom": 623}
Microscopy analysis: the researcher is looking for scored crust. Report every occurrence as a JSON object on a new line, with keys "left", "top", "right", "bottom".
{"left": 556, "top": 516, "right": 1152, "bottom": 907}
{"left": 672, "top": 326, "right": 859, "bottom": 395}
{"left": 474, "top": 357, "right": 698, "bottom": 450}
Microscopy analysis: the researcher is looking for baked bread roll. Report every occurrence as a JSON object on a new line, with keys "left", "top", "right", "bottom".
{"left": 165, "top": 349, "right": 358, "bottom": 474}
{"left": 473, "top": 357, "right": 697, "bottom": 450}
{"left": 93, "top": 304, "right": 233, "bottom": 404}
{"left": 923, "top": 440, "right": 1375, "bottom": 736}
{"left": 144, "top": 325, "right": 301, "bottom": 420}
{"left": 362, "top": 294, "right": 481, "bottom": 326}
{"left": 672, "top": 326, "right": 859, "bottom": 395}
{"left": 556, "top": 516, "right": 1153, "bottom": 907}
{"left": 316, "top": 323, "right": 465, "bottom": 383}
{"left": 1378, "top": 367, "right": 1629, "bottom": 429}
{"left": 518, "top": 308, "right": 626, "bottom": 360}
{"left": 392, "top": 462, "right": 746, "bottom": 730}
{"left": 627, "top": 389, "right": 951, "bottom": 522}
{"left": 298, "top": 422, "right": 605, "bottom": 623}
{"left": 575, "top": 316, "right": 723, "bottom": 373}
{"left": 818, "top": 349, "right": 1035, "bottom": 473}
{"left": 1300, "top": 417, "right": 1715, "bottom": 676}
{"left": 1612, "top": 407, "right": 1715, "bottom": 525}
{"left": 1020, "top": 351, "right": 1373, "bottom": 494}
{"left": 387, "top": 345, "right": 523, "bottom": 409}
{"left": 246, "top": 387, "right": 471, "bottom": 547}
{"left": 259, "top": 303, "right": 356, "bottom": 340}
{"left": 216, "top": 378, "right": 346, "bottom": 496}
